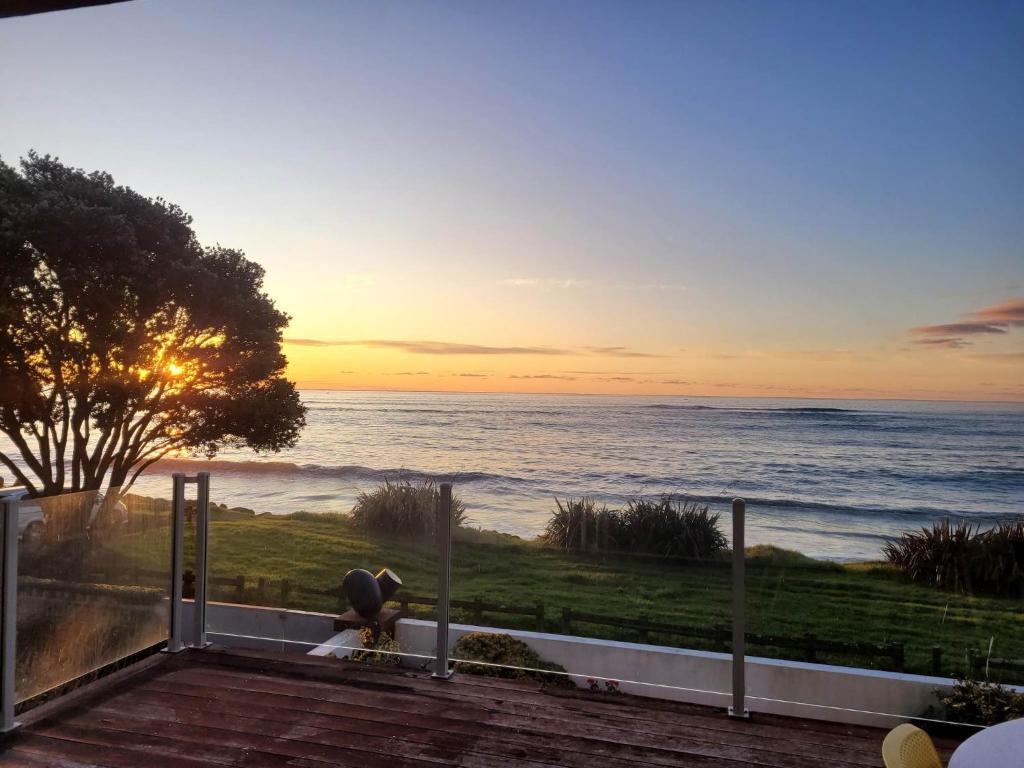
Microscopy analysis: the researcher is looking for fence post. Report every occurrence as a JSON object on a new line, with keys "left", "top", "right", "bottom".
{"left": 1, "top": 500, "right": 20, "bottom": 734}
{"left": 191, "top": 472, "right": 211, "bottom": 649}
{"left": 561, "top": 607, "right": 572, "bottom": 634}
{"left": 804, "top": 633, "right": 818, "bottom": 663}
{"left": 931, "top": 646, "right": 942, "bottom": 676}
{"left": 166, "top": 473, "right": 186, "bottom": 653}
{"left": 432, "top": 483, "right": 453, "bottom": 679}
{"left": 535, "top": 604, "right": 545, "bottom": 632}
{"left": 729, "top": 499, "right": 749, "bottom": 719}
{"left": 892, "top": 642, "right": 905, "bottom": 673}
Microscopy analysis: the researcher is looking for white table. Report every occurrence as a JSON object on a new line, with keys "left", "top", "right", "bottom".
{"left": 949, "top": 718, "right": 1024, "bottom": 767}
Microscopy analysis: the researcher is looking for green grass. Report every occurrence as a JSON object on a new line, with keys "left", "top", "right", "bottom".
{"left": 116, "top": 513, "right": 1024, "bottom": 682}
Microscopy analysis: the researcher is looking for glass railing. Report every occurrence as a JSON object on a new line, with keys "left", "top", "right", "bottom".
{"left": 15, "top": 488, "right": 171, "bottom": 703}
{"left": 743, "top": 508, "right": 1023, "bottom": 726}
{"left": 202, "top": 476, "right": 439, "bottom": 668}
{"left": 448, "top": 486, "right": 736, "bottom": 706}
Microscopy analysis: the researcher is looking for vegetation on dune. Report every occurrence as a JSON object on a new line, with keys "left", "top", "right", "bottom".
{"left": 541, "top": 495, "right": 728, "bottom": 559}
{"left": 351, "top": 480, "right": 467, "bottom": 536}
{"left": 130, "top": 511, "right": 1024, "bottom": 684}
{"left": 884, "top": 518, "right": 1024, "bottom": 597}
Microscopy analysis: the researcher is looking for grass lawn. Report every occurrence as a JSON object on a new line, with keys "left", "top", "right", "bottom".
{"left": 122, "top": 510, "right": 1024, "bottom": 683}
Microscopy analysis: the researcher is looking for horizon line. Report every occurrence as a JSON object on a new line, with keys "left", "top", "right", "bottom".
{"left": 288, "top": 385, "right": 1024, "bottom": 405}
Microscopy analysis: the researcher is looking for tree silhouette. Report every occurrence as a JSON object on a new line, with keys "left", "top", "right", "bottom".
{"left": 0, "top": 153, "right": 306, "bottom": 495}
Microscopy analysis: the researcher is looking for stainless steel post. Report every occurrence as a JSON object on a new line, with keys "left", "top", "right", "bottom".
{"left": 1, "top": 500, "right": 20, "bottom": 734}
{"left": 432, "top": 483, "right": 453, "bottom": 679}
{"left": 729, "top": 498, "right": 750, "bottom": 718}
{"left": 191, "top": 472, "right": 211, "bottom": 649}
{"left": 166, "top": 473, "right": 186, "bottom": 653}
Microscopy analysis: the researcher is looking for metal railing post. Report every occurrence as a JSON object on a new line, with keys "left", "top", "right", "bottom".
{"left": 191, "top": 472, "right": 211, "bottom": 649}
{"left": 729, "top": 498, "right": 750, "bottom": 719}
{"left": 432, "top": 483, "right": 453, "bottom": 679}
{"left": 166, "top": 473, "right": 186, "bottom": 653}
{"left": 1, "top": 500, "right": 20, "bottom": 734}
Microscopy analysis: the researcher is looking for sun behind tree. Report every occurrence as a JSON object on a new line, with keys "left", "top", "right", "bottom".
{"left": 0, "top": 152, "right": 307, "bottom": 496}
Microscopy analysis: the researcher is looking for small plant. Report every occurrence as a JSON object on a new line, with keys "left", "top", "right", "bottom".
{"left": 350, "top": 480, "right": 466, "bottom": 536}
{"left": 935, "top": 677, "right": 1024, "bottom": 726}
{"left": 452, "top": 631, "right": 572, "bottom": 687}
{"left": 350, "top": 627, "right": 402, "bottom": 666}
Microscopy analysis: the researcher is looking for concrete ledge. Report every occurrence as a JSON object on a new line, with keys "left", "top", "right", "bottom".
{"left": 184, "top": 601, "right": 1012, "bottom": 728}
{"left": 395, "top": 618, "right": 964, "bottom": 727}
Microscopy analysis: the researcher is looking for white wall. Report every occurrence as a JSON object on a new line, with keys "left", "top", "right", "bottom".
{"left": 184, "top": 601, "right": 1013, "bottom": 729}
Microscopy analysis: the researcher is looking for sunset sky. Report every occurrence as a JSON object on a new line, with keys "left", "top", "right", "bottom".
{"left": 2, "top": 1, "right": 1021, "bottom": 400}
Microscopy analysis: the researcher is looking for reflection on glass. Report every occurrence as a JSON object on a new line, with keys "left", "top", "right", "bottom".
{"left": 16, "top": 489, "right": 171, "bottom": 702}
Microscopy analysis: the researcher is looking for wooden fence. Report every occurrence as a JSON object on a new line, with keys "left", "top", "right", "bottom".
{"left": 559, "top": 607, "right": 906, "bottom": 670}
{"left": 79, "top": 567, "right": 985, "bottom": 676}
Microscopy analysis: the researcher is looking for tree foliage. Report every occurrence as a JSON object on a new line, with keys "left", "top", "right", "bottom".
{"left": 0, "top": 153, "right": 306, "bottom": 495}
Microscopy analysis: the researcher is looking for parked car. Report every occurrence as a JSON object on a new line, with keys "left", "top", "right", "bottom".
{"left": 0, "top": 487, "right": 127, "bottom": 545}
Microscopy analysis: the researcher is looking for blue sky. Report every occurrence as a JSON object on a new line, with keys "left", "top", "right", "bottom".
{"left": 1, "top": 0, "right": 1021, "bottom": 398}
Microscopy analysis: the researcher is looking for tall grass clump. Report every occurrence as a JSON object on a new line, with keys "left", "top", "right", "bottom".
{"left": 350, "top": 480, "right": 466, "bottom": 536}
{"left": 542, "top": 495, "right": 727, "bottom": 559}
{"left": 883, "top": 518, "right": 1024, "bottom": 596}
{"left": 541, "top": 498, "right": 615, "bottom": 550}
{"left": 619, "top": 497, "right": 727, "bottom": 558}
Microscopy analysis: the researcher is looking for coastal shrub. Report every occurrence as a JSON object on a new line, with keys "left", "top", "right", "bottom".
{"left": 935, "top": 677, "right": 1024, "bottom": 726}
{"left": 350, "top": 480, "right": 466, "bottom": 536}
{"left": 619, "top": 497, "right": 727, "bottom": 559}
{"left": 452, "top": 631, "right": 572, "bottom": 686}
{"left": 883, "top": 518, "right": 1024, "bottom": 596}
{"left": 540, "top": 497, "right": 616, "bottom": 549}
{"left": 542, "top": 495, "right": 727, "bottom": 559}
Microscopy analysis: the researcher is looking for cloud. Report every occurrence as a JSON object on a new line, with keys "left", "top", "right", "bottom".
{"left": 966, "top": 352, "right": 1024, "bottom": 364}
{"left": 661, "top": 379, "right": 690, "bottom": 385}
{"left": 386, "top": 371, "right": 429, "bottom": 376}
{"left": 501, "top": 277, "right": 583, "bottom": 289}
{"left": 285, "top": 338, "right": 572, "bottom": 355}
{"left": 285, "top": 339, "right": 666, "bottom": 358}
{"left": 910, "top": 323, "right": 1006, "bottom": 336}
{"left": 913, "top": 338, "right": 971, "bottom": 349}
{"left": 583, "top": 346, "right": 667, "bottom": 359}
{"left": 968, "top": 298, "right": 1024, "bottom": 327}
{"left": 509, "top": 374, "right": 578, "bottom": 381}
{"left": 455, "top": 373, "right": 489, "bottom": 378}
{"left": 908, "top": 297, "right": 1024, "bottom": 349}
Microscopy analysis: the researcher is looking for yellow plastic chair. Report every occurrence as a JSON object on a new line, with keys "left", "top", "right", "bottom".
{"left": 882, "top": 723, "right": 943, "bottom": 768}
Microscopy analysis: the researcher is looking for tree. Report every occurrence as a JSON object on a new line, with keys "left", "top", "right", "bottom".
{"left": 0, "top": 152, "right": 307, "bottom": 496}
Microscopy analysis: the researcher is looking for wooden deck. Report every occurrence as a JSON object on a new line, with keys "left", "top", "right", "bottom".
{"left": 0, "top": 647, "right": 962, "bottom": 767}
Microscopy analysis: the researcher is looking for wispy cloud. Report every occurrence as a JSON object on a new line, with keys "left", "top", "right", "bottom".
{"left": 908, "top": 297, "right": 1024, "bottom": 348}
{"left": 501, "top": 277, "right": 584, "bottom": 289}
{"left": 966, "top": 352, "right": 1024, "bottom": 364}
{"left": 285, "top": 339, "right": 573, "bottom": 355}
{"left": 914, "top": 338, "right": 972, "bottom": 349}
{"left": 385, "top": 371, "right": 429, "bottom": 376}
{"left": 454, "top": 372, "right": 489, "bottom": 378}
{"left": 967, "top": 298, "right": 1024, "bottom": 327}
{"left": 285, "top": 338, "right": 666, "bottom": 358}
{"left": 583, "top": 346, "right": 667, "bottom": 359}
{"left": 509, "top": 374, "right": 578, "bottom": 381}
{"left": 910, "top": 323, "right": 1006, "bottom": 336}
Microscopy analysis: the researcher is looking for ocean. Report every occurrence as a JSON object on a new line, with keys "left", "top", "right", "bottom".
{"left": 127, "top": 390, "right": 1024, "bottom": 562}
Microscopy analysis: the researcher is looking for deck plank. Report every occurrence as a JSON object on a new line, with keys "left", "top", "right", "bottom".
{"left": 0, "top": 648, "right": 961, "bottom": 768}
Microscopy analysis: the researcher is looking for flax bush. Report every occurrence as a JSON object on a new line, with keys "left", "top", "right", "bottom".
{"left": 541, "top": 495, "right": 727, "bottom": 559}
{"left": 883, "top": 518, "right": 1024, "bottom": 596}
{"left": 350, "top": 480, "right": 466, "bottom": 536}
